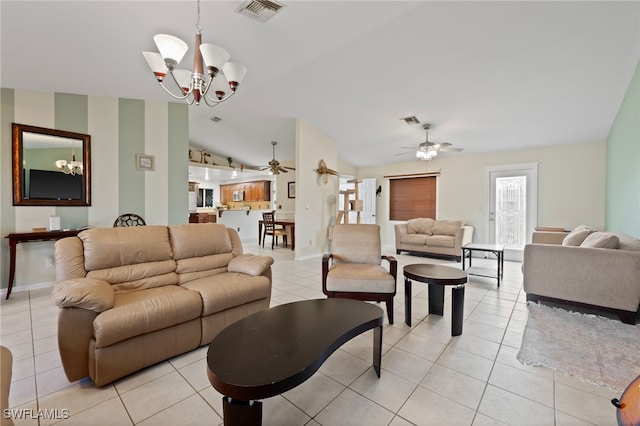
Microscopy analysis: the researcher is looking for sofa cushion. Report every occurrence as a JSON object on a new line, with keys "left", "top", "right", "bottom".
{"left": 87, "top": 260, "right": 178, "bottom": 293}
{"left": 326, "top": 264, "right": 395, "bottom": 293}
{"left": 169, "top": 224, "right": 232, "bottom": 260}
{"left": 80, "top": 226, "right": 173, "bottom": 271}
{"left": 425, "top": 235, "right": 456, "bottom": 248}
{"left": 407, "top": 218, "right": 435, "bottom": 235}
{"left": 614, "top": 233, "right": 640, "bottom": 251}
{"left": 181, "top": 273, "right": 272, "bottom": 316}
{"left": 581, "top": 232, "right": 619, "bottom": 249}
{"left": 562, "top": 225, "right": 594, "bottom": 246}
{"left": 93, "top": 285, "right": 202, "bottom": 348}
{"left": 400, "top": 234, "right": 428, "bottom": 245}
{"left": 432, "top": 220, "right": 462, "bottom": 236}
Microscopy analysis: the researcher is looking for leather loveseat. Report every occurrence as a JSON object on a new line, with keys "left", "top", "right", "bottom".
{"left": 523, "top": 227, "right": 640, "bottom": 324}
{"left": 52, "top": 223, "right": 273, "bottom": 386}
{"left": 394, "top": 218, "right": 474, "bottom": 262}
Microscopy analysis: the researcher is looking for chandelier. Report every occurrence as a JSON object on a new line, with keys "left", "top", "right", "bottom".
{"left": 416, "top": 146, "right": 438, "bottom": 161}
{"left": 142, "top": 0, "right": 247, "bottom": 107}
{"left": 55, "top": 146, "right": 83, "bottom": 175}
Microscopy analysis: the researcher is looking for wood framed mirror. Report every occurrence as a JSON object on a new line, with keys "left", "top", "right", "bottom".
{"left": 12, "top": 123, "right": 91, "bottom": 206}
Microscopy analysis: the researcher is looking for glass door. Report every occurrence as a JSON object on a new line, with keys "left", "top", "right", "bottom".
{"left": 487, "top": 164, "right": 538, "bottom": 261}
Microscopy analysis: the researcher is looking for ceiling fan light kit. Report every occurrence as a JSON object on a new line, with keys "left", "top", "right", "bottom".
{"left": 399, "top": 122, "right": 463, "bottom": 162}
{"left": 261, "top": 141, "right": 295, "bottom": 175}
{"left": 142, "top": 0, "right": 247, "bottom": 107}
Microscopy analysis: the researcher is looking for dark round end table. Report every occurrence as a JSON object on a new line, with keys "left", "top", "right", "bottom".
{"left": 403, "top": 263, "right": 468, "bottom": 336}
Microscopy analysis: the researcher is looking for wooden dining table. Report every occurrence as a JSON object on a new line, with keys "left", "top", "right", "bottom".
{"left": 258, "top": 219, "right": 295, "bottom": 250}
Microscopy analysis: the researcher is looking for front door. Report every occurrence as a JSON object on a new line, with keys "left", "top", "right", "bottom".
{"left": 487, "top": 163, "right": 538, "bottom": 261}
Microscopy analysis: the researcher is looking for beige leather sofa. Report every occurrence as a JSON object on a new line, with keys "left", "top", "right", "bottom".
{"left": 523, "top": 229, "right": 640, "bottom": 324}
{"left": 53, "top": 224, "right": 273, "bottom": 387}
{"left": 394, "top": 218, "right": 474, "bottom": 261}
{"left": 1, "top": 346, "right": 13, "bottom": 426}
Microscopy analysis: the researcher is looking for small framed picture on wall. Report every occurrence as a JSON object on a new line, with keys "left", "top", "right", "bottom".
{"left": 288, "top": 182, "right": 296, "bottom": 198}
{"left": 136, "top": 154, "right": 155, "bottom": 171}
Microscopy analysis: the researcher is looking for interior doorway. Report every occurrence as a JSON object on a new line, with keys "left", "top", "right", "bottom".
{"left": 338, "top": 177, "right": 376, "bottom": 224}
{"left": 486, "top": 163, "right": 538, "bottom": 262}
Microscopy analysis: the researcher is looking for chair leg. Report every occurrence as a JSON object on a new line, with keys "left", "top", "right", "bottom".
{"left": 385, "top": 298, "right": 394, "bottom": 324}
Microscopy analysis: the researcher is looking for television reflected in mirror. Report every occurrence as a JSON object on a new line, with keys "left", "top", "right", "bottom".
{"left": 12, "top": 123, "right": 91, "bottom": 206}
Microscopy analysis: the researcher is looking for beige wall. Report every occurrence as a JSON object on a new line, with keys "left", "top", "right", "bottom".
{"left": 357, "top": 141, "right": 606, "bottom": 249}
{"left": 294, "top": 119, "right": 339, "bottom": 259}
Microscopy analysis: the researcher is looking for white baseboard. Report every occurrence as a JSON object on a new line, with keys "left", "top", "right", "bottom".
{"left": 1, "top": 281, "right": 54, "bottom": 299}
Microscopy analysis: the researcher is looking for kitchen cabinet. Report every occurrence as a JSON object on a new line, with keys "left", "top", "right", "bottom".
{"left": 221, "top": 181, "right": 271, "bottom": 203}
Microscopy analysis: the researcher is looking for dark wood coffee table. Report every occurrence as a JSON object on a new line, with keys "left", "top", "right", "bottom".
{"left": 404, "top": 263, "right": 468, "bottom": 336}
{"left": 206, "top": 298, "right": 384, "bottom": 425}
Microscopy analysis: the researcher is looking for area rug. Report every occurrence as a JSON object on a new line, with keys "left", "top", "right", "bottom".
{"left": 517, "top": 302, "right": 640, "bottom": 392}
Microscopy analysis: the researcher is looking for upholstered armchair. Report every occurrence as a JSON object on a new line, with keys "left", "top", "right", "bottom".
{"left": 322, "top": 224, "right": 397, "bottom": 324}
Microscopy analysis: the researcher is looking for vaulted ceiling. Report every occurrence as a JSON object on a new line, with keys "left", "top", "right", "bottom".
{"left": 2, "top": 1, "right": 639, "bottom": 169}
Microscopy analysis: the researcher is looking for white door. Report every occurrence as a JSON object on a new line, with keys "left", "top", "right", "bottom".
{"left": 487, "top": 163, "right": 538, "bottom": 261}
{"left": 339, "top": 177, "right": 377, "bottom": 224}
{"left": 361, "top": 178, "right": 377, "bottom": 224}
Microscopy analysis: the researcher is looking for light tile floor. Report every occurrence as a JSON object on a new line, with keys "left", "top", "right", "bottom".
{"left": 0, "top": 244, "right": 621, "bottom": 425}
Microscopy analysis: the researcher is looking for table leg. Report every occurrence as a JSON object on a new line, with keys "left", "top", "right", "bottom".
{"left": 373, "top": 325, "right": 382, "bottom": 378}
{"left": 496, "top": 250, "right": 501, "bottom": 287}
{"left": 404, "top": 277, "right": 412, "bottom": 326}
{"left": 290, "top": 226, "right": 295, "bottom": 250}
{"left": 258, "top": 223, "right": 263, "bottom": 247}
{"left": 451, "top": 285, "right": 465, "bottom": 336}
{"left": 428, "top": 284, "right": 444, "bottom": 316}
{"left": 6, "top": 240, "right": 17, "bottom": 299}
{"left": 462, "top": 248, "right": 467, "bottom": 271}
{"left": 222, "top": 397, "right": 262, "bottom": 426}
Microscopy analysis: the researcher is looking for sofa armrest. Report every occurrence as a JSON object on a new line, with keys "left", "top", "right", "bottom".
{"left": 523, "top": 244, "right": 640, "bottom": 311}
{"left": 531, "top": 231, "right": 568, "bottom": 245}
{"left": 228, "top": 254, "right": 274, "bottom": 276}
{"left": 394, "top": 224, "right": 408, "bottom": 248}
{"left": 52, "top": 278, "right": 114, "bottom": 313}
{"left": 454, "top": 226, "right": 474, "bottom": 251}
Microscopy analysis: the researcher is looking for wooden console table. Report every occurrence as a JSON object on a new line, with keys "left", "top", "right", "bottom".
{"left": 4, "top": 229, "right": 82, "bottom": 299}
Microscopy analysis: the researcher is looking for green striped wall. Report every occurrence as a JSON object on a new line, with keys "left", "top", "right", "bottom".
{"left": 0, "top": 88, "right": 189, "bottom": 291}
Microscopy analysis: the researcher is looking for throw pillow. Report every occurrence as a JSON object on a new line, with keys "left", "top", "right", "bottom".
{"left": 562, "top": 225, "right": 594, "bottom": 246}
{"left": 431, "top": 220, "right": 462, "bottom": 236}
{"left": 407, "top": 218, "right": 435, "bottom": 235}
{"left": 580, "top": 232, "right": 619, "bottom": 249}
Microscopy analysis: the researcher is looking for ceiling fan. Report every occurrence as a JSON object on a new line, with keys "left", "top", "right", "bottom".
{"left": 260, "top": 141, "right": 295, "bottom": 175}
{"left": 397, "top": 124, "right": 463, "bottom": 161}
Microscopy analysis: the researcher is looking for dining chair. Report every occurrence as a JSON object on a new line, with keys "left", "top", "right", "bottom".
{"left": 262, "top": 211, "right": 287, "bottom": 249}
{"left": 322, "top": 224, "right": 397, "bottom": 324}
{"left": 113, "top": 213, "right": 146, "bottom": 227}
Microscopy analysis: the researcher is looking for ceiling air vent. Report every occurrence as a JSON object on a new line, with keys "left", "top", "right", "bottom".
{"left": 236, "top": 0, "right": 285, "bottom": 23}
{"left": 401, "top": 116, "right": 420, "bottom": 125}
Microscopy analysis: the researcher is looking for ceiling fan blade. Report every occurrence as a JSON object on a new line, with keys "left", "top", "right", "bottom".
{"left": 278, "top": 167, "right": 289, "bottom": 173}
{"left": 394, "top": 152, "right": 411, "bottom": 156}
{"left": 439, "top": 147, "right": 463, "bottom": 152}
{"left": 437, "top": 142, "right": 453, "bottom": 147}
{"left": 283, "top": 166, "right": 296, "bottom": 170}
